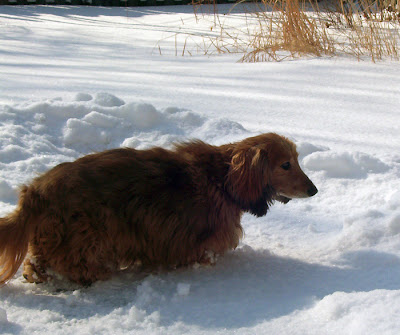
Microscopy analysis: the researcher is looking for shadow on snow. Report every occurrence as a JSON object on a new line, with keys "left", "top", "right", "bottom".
{"left": 2, "top": 245, "right": 400, "bottom": 331}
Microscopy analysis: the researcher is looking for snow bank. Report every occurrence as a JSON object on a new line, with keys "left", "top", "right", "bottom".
{"left": 266, "top": 290, "right": 400, "bottom": 335}
{"left": 2, "top": 93, "right": 392, "bottom": 194}
{"left": 303, "top": 150, "right": 389, "bottom": 179}
{"left": 296, "top": 141, "right": 328, "bottom": 159}
{"left": 0, "top": 93, "right": 248, "bottom": 194}
{"left": 1, "top": 92, "right": 248, "bottom": 156}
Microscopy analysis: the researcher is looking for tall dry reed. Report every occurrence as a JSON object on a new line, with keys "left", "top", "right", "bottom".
{"left": 178, "top": 0, "right": 400, "bottom": 61}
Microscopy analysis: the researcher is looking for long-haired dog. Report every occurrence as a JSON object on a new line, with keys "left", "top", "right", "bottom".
{"left": 0, "top": 133, "right": 317, "bottom": 285}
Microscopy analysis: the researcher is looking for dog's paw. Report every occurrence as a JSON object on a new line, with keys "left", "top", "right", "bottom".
{"left": 23, "top": 258, "right": 51, "bottom": 284}
{"left": 198, "top": 250, "right": 218, "bottom": 267}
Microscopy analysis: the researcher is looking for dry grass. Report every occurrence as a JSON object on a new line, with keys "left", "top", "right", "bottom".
{"left": 326, "top": 0, "right": 400, "bottom": 61}
{"left": 240, "top": 0, "right": 336, "bottom": 61}
{"left": 178, "top": 0, "right": 400, "bottom": 62}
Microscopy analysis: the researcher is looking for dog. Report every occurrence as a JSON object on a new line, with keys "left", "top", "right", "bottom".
{"left": 0, "top": 133, "right": 317, "bottom": 285}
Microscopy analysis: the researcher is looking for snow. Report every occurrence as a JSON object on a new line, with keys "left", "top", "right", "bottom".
{"left": 176, "top": 283, "right": 191, "bottom": 297}
{"left": 0, "top": 307, "right": 8, "bottom": 325}
{"left": 303, "top": 151, "right": 389, "bottom": 178}
{"left": 0, "top": 4, "right": 400, "bottom": 335}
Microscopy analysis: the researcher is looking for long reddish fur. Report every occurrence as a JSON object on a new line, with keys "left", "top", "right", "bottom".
{"left": 0, "top": 133, "right": 316, "bottom": 285}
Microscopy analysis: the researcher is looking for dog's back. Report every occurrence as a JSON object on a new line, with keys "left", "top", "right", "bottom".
{"left": 0, "top": 144, "right": 242, "bottom": 285}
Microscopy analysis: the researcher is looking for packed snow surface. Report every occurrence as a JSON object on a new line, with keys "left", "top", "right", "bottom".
{"left": 1, "top": 4, "right": 400, "bottom": 335}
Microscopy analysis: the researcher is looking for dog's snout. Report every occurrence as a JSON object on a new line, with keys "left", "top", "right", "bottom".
{"left": 307, "top": 184, "right": 318, "bottom": 197}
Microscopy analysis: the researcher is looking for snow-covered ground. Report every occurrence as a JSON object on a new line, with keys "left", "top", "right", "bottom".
{"left": 1, "top": 4, "right": 400, "bottom": 334}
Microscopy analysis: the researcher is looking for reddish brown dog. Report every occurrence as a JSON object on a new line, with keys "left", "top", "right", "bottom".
{"left": 0, "top": 133, "right": 317, "bottom": 285}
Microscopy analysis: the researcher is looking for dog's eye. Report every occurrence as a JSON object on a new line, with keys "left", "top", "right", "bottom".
{"left": 281, "top": 162, "right": 291, "bottom": 170}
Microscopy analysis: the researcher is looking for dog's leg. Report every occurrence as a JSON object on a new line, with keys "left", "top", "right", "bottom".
{"left": 22, "top": 252, "right": 50, "bottom": 284}
{"left": 60, "top": 260, "right": 116, "bottom": 286}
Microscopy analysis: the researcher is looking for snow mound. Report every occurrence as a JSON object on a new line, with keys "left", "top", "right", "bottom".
{"left": 303, "top": 151, "right": 389, "bottom": 179}
{"left": 0, "top": 94, "right": 248, "bottom": 190}
{"left": 198, "top": 118, "right": 247, "bottom": 145}
{"left": 74, "top": 92, "right": 93, "bottom": 102}
{"left": 93, "top": 92, "right": 125, "bottom": 107}
{"left": 334, "top": 206, "right": 400, "bottom": 251}
{"left": 0, "top": 144, "right": 31, "bottom": 164}
{"left": 297, "top": 290, "right": 400, "bottom": 333}
{"left": 1, "top": 94, "right": 246, "bottom": 154}
{"left": 124, "top": 306, "right": 160, "bottom": 330}
{"left": 296, "top": 141, "right": 329, "bottom": 159}
{"left": 338, "top": 210, "right": 386, "bottom": 249}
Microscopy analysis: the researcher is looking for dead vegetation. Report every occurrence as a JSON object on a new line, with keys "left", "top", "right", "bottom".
{"left": 176, "top": 0, "right": 400, "bottom": 61}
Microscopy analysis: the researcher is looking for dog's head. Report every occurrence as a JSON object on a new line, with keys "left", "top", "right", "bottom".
{"left": 226, "top": 133, "right": 317, "bottom": 217}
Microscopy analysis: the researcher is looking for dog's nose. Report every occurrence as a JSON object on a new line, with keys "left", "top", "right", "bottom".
{"left": 307, "top": 184, "right": 318, "bottom": 197}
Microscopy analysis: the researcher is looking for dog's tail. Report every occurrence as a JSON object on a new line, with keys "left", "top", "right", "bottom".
{"left": 0, "top": 186, "right": 42, "bottom": 285}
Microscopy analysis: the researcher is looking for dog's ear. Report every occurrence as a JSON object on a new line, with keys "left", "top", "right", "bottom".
{"left": 226, "top": 147, "right": 268, "bottom": 207}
